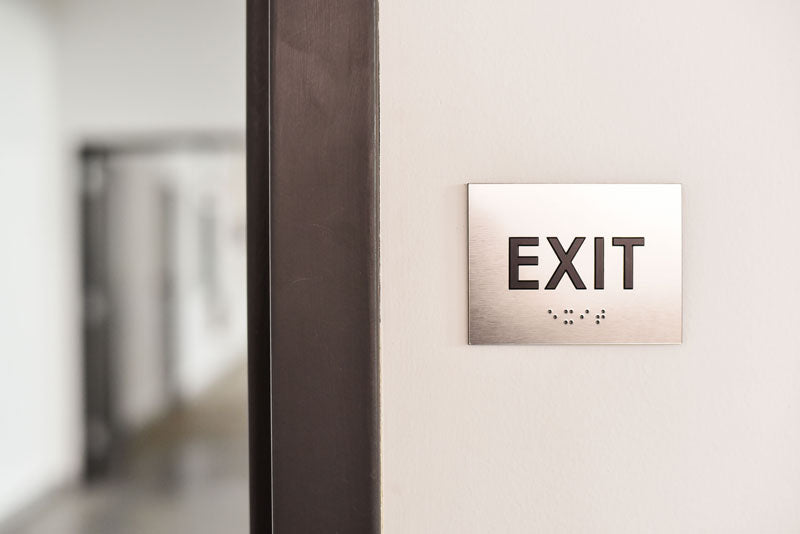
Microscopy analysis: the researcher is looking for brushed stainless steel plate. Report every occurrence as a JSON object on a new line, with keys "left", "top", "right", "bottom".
{"left": 468, "top": 184, "right": 682, "bottom": 344}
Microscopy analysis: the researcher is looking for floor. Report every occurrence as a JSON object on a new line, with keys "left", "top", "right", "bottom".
{"left": 1, "top": 366, "right": 249, "bottom": 534}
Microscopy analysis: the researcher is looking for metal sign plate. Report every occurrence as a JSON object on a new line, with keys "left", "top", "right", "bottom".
{"left": 468, "top": 184, "right": 682, "bottom": 344}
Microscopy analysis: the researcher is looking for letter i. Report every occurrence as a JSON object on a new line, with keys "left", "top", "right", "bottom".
{"left": 594, "top": 237, "right": 604, "bottom": 290}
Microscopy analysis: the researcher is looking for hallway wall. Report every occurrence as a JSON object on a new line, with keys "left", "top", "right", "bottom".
{"left": 0, "top": 0, "right": 80, "bottom": 521}
{"left": 380, "top": 0, "right": 800, "bottom": 531}
{"left": 51, "top": 0, "right": 245, "bottom": 136}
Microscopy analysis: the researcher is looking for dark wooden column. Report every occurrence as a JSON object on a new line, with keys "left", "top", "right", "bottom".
{"left": 247, "top": 0, "right": 379, "bottom": 532}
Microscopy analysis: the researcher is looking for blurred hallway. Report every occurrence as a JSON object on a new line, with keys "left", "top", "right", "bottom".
{"left": 0, "top": 365, "right": 248, "bottom": 534}
{"left": 0, "top": 0, "right": 247, "bottom": 527}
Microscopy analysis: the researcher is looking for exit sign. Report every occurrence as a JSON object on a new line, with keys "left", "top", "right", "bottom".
{"left": 468, "top": 184, "right": 682, "bottom": 344}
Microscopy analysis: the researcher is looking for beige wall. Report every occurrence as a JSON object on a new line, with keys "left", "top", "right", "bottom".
{"left": 379, "top": 0, "right": 800, "bottom": 531}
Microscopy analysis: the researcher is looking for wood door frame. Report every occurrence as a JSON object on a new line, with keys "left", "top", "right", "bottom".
{"left": 247, "top": 1, "right": 380, "bottom": 532}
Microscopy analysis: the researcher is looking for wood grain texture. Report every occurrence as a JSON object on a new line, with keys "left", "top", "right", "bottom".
{"left": 247, "top": 0, "right": 379, "bottom": 532}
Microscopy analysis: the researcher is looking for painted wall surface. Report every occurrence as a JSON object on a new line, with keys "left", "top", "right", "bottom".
{"left": 0, "top": 0, "right": 80, "bottom": 521}
{"left": 51, "top": 0, "right": 245, "bottom": 135}
{"left": 379, "top": 0, "right": 800, "bottom": 531}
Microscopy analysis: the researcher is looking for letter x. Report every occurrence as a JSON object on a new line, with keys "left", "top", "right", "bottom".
{"left": 545, "top": 237, "right": 586, "bottom": 290}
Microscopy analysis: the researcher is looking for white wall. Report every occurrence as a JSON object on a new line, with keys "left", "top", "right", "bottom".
{"left": 105, "top": 159, "right": 172, "bottom": 430}
{"left": 0, "top": 0, "right": 81, "bottom": 521}
{"left": 380, "top": 0, "right": 800, "bottom": 532}
{"left": 168, "top": 151, "right": 248, "bottom": 399}
{"left": 52, "top": 0, "right": 245, "bottom": 135}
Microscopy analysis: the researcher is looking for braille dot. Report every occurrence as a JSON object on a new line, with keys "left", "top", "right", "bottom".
{"left": 569, "top": 309, "right": 574, "bottom": 314}
{"left": 580, "top": 315, "right": 584, "bottom": 319}
{"left": 596, "top": 315, "right": 600, "bottom": 319}
{"left": 596, "top": 320, "right": 600, "bottom": 324}
{"left": 569, "top": 320, "right": 573, "bottom": 324}
{"left": 564, "top": 320, "right": 568, "bottom": 325}
{"left": 553, "top": 315, "right": 557, "bottom": 319}
{"left": 602, "top": 309, "right": 605, "bottom": 313}
{"left": 547, "top": 309, "right": 552, "bottom": 314}
{"left": 564, "top": 309, "right": 568, "bottom": 314}
{"left": 585, "top": 309, "right": 589, "bottom": 313}
{"left": 601, "top": 314, "right": 605, "bottom": 319}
